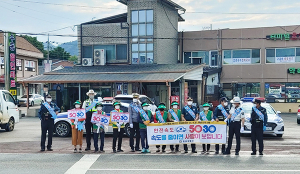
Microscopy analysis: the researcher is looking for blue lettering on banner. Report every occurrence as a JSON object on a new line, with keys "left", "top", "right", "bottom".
{"left": 151, "top": 135, "right": 156, "bottom": 141}
{"left": 176, "top": 126, "right": 186, "bottom": 132}
{"left": 156, "top": 135, "right": 162, "bottom": 140}
{"left": 162, "top": 135, "right": 166, "bottom": 140}
{"left": 77, "top": 111, "right": 85, "bottom": 118}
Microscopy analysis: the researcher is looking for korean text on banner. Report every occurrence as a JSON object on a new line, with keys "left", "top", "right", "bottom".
{"left": 110, "top": 112, "right": 130, "bottom": 123}
{"left": 67, "top": 109, "right": 86, "bottom": 119}
{"left": 91, "top": 113, "right": 110, "bottom": 126}
{"left": 147, "top": 121, "right": 227, "bottom": 145}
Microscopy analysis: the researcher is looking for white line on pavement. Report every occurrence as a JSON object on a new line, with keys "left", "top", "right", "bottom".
{"left": 89, "top": 169, "right": 300, "bottom": 172}
{"left": 65, "top": 154, "right": 100, "bottom": 174}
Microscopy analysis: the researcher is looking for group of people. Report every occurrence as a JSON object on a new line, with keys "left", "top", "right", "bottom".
{"left": 38, "top": 90, "right": 268, "bottom": 155}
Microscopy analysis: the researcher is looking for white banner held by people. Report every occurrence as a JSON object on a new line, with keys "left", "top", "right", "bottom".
{"left": 110, "top": 112, "right": 130, "bottom": 123}
{"left": 147, "top": 121, "right": 227, "bottom": 145}
{"left": 91, "top": 113, "right": 110, "bottom": 126}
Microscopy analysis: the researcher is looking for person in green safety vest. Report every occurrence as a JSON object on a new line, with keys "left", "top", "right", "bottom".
{"left": 138, "top": 102, "right": 154, "bottom": 153}
{"left": 111, "top": 101, "right": 124, "bottom": 153}
{"left": 154, "top": 103, "right": 168, "bottom": 152}
{"left": 167, "top": 101, "right": 181, "bottom": 153}
{"left": 199, "top": 103, "right": 213, "bottom": 154}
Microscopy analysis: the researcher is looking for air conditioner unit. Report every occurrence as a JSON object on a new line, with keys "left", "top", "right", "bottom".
{"left": 94, "top": 49, "right": 106, "bottom": 65}
{"left": 82, "top": 58, "right": 93, "bottom": 66}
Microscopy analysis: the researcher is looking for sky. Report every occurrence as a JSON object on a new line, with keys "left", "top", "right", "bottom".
{"left": 0, "top": 0, "right": 300, "bottom": 44}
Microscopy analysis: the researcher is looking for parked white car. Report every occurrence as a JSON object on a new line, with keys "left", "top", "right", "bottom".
{"left": 18, "top": 94, "right": 44, "bottom": 107}
{"left": 242, "top": 102, "right": 284, "bottom": 137}
{"left": 0, "top": 90, "right": 19, "bottom": 131}
{"left": 114, "top": 94, "right": 157, "bottom": 115}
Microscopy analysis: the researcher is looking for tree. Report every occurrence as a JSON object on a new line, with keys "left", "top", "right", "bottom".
{"left": 49, "top": 46, "right": 71, "bottom": 60}
{"left": 21, "top": 35, "right": 47, "bottom": 58}
{"left": 68, "top": 55, "right": 78, "bottom": 63}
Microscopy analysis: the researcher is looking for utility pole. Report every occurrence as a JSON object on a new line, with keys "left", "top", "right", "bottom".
{"left": 47, "top": 33, "right": 49, "bottom": 63}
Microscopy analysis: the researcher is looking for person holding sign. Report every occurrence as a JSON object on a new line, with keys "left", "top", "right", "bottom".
{"left": 200, "top": 103, "right": 212, "bottom": 154}
{"left": 82, "top": 89, "right": 98, "bottom": 151}
{"left": 181, "top": 97, "right": 199, "bottom": 153}
{"left": 129, "top": 93, "right": 142, "bottom": 152}
{"left": 92, "top": 103, "right": 106, "bottom": 153}
{"left": 70, "top": 100, "right": 85, "bottom": 153}
{"left": 251, "top": 99, "right": 268, "bottom": 155}
{"left": 38, "top": 94, "right": 60, "bottom": 151}
{"left": 138, "top": 102, "right": 153, "bottom": 153}
{"left": 111, "top": 101, "right": 124, "bottom": 153}
{"left": 213, "top": 97, "right": 229, "bottom": 154}
{"left": 167, "top": 101, "right": 181, "bottom": 153}
{"left": 154, "top": 103, "right": 168, "bottom": 153}
{"left": 223, "top": 97, "right": 244, "bottom": 155}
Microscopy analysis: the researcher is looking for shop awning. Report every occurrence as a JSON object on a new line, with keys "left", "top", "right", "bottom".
{"left": 20, "top": 64, "right": 204, "bottom": 84}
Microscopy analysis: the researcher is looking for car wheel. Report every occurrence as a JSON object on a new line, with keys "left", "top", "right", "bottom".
{"left": 277, "top": 134, "right": 283, "bottom": 137}
{"left": 30, "top": 101, "right": 34, "bottom": 106}
{"left": 54, "top": 121, "right": 71, "bottom": 137}
{"left": 297, "top": 119, "right": 300, "bottom": 124}
{"left": 5, "top": 117, "right": 15, "bottom": 132}
{"left": 124, "top": 123, "right": 130, "bottom": 137}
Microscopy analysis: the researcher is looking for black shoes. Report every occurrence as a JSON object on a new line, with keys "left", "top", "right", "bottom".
{"left": 162, "top": 149, "right": 166, "bottom": 153}
{"left": 251, "top": 152, "right": 256, "bottom": 155}
{"left": 117, "top": 149, "right": 124, "bottom": 152}
{"left": 235, "top": 152, "right": 239, "bottom": 155}
{"left": 131, "top": 149, "right": 135, "bottom": 152}
{"left": 47, "top": 148, "right": 53, "bottom": 151}
{"left": 192, "top": 150, "right": 197, "bottom": 153}
{"left": 259, "top": 152, "right": 263, "bottom": 155}
{"left": 184, "top": 150, "right": 188, "bottom": 153}
{"left": 85, "top": 147, "right": 91, "bottom": 151}
{"left": 113, "top": 150, "right": 117, "bottom": 153}
{"left": 40, "top": 149, "right": 45, "bottom": 152}
{"left": 135, "top": 149, "right": 141, "bottom": 151}
{"left": 223, "top": 151, "right": 230, "bottom": 155}
{"left": 215, "top": 151, "right": 219, "bottom": 154}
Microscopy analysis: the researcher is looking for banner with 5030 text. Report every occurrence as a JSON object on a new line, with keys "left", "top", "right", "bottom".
{"left": 147, "top": 121, "right": 227, "bottom": 145}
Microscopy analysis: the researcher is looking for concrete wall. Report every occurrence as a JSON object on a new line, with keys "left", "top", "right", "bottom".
{"left": 272, "top": 103, "right": 299, "bottom": 113}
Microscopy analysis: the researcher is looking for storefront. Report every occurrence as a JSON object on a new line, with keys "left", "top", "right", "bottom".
{"left": 180, "top": 25, "right": 300, "bottom": 112}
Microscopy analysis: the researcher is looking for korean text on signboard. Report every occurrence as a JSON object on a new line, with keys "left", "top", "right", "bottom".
{"left": 288, "top": 67, "right": 300, "bottom": 74}
{"left": 67, "top": 109, "right": 86, "bottom": 119}
{"left": 110, "top": 112, "right": 129, "bottom": 123}
{"left": 147, "top": 121, "right": 227, "bottom": 145}
{"left": 266, "top": 32, "right": 300, "bottom": 41}
{"left": 8, "top": 33, "right": 17, "bottom": 98}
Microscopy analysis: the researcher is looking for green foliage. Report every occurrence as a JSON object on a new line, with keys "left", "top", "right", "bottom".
{"left": 68, "top": 55, "right": 78, "bottom": 63}
{"left": 20, "top": 35, "right": 47, "bottom": 58}
{"left": 49, "top": 46, "right": 71, "bottom": 60}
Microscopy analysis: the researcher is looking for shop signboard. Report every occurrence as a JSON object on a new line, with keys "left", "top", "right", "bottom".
{"left": 288, "top": 67, "right": 300, "bottom": 74}
{"left": 7, "top": 33, "right": 17, "bottom": 98}
{"left": 266, "top": 32, "right": 300, "bottom": 41}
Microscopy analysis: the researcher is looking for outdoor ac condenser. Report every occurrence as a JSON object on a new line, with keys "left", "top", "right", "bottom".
{"left": 94, "top": 49, "right": 106, "bottom": 65}
{"left": 82, "top": 58, "right": 93, "bottom": 66}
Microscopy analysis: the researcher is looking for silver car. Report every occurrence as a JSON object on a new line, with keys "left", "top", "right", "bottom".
{"left": 242, "top": 102, "right": 284, "bottom": 137}
{"left": 297, "top": 106, "right": 300, "bottom": 124}
{"left": 18, "top": 94, "right": 44, "bottom": 107}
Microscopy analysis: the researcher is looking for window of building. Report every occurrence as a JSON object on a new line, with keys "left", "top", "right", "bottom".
{"left": 265, "top": 83, "right": 300, "bottom": 103}
{"left": 223, "top": 49, "right": 260, "bottom": 65}
{"left": 231, "top": 83, "right": 260, "bottom": 99}
{"left": 183, "top": 51, "right": 209, "bottom": 65}
{"left": 83, "top": 44, "right": 128, "bottom": 63}
{"left": 266, "top": 47, "right": 300, "bottom": 63}
{"left": 131, "top": 9, "right": 154, "bottom": 64}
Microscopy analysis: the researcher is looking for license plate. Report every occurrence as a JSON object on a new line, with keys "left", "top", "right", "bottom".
{"left": 266, "top": 127, "right": 272, "bottom": 131}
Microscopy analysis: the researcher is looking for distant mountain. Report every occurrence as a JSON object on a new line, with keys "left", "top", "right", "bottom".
{"left": 59, "top": 40, "right": 78, "bottom": 57}
{"left": 43, "top": 40, "right": 78, "bottom": 57}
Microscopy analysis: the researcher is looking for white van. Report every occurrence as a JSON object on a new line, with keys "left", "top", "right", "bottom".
{"left": 0, "top": 90, "right": 19, "bottom": 131}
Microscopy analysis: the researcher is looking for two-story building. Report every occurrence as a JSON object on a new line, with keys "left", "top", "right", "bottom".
{"left": 0, "top": 33, "right": 44, "bottom": 98}
{"left": 180, "top": 25, "right": 300, "bottom": 112}
{"left": 21, "top": 0, "right": 209, "bottom": 110}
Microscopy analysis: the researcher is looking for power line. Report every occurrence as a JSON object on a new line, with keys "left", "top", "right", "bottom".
{"left": 161, "top": 0, "right": 177, "bottom": 32}
{"left": 9, "top": 0, "right": 125, "bottom": 9}
{"left": 185, "top": 11, "right": 300, "bottom": 15}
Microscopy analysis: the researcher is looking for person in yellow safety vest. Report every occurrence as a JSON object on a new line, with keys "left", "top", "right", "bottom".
{"left": 111, "top": 101, "right": 125, "bottom": 153}
{"left": 82, "top": 89, "right": 98, "bottom": 151}
{"left": 167, "top": 101, "right": 181, "bottom": 153}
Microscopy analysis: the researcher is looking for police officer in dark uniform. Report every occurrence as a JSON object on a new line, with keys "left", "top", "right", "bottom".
{"left": 251, "top": 99, "right": 268, "bottom": 155}
{"left": 181, "top": 97, "right": 199, "bottom": 153}
{"left": 38, "top": 94, "right": 60, "bottom": 151}
{"left": 82, "top": 89, "right": 97, "bottom": 151}
{"left": 213, "top": 97, "right": 229, "bottom": 154}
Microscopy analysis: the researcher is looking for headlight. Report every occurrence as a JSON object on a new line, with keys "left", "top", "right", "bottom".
{"left": 277, "top": 118, "right": 283, "bottom": 123}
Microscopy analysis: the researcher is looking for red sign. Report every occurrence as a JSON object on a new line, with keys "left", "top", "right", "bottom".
{"left": 170, "top": 96, "right": 180, "bottom": 106}
{"left": 184, "top": 82, "right": 188, "bottom": 105}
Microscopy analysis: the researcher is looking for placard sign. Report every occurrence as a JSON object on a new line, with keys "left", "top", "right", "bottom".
{"left": 91, "top": 113, "right": 110, "bottom": 126}
{"left": 275, "top": 57, "right": 295, "bottom": 63}
{"left": 147, "top": 121, "right": 227, "bottom": 145}
{"left": 110, "top": 112, "right": 129, "bottom": 123}
{"left": 67, "top": 109, "right": 86, "bottom": 119}
{"left": 8, "top": 33, "right": 17, "bottom": 99}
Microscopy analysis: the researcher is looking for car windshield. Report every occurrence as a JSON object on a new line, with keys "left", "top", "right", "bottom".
{"left": 114, "top": 97, "right": 132, "bottom": 104}
{"left": 102, "top": 105, "right": 128, "bottom": 113}
{"left": 242, "top": 103, "right": 276, "bottom": 115}
{"left": 21, "top": 95, "right": 32, "bottom": 98}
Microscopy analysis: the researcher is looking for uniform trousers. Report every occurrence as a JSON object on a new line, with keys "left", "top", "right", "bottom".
{"left": 226, "top": 121, "right": 241, "bottom": 153}
{"left": 93, "top": 131, "right": 105, "bottom": 151}
{"left": 251, "top": 122, "right": 264, "bottom": 153}
{"left": 72, "top": 128, "right": 83, "bottom": 146}
{"left": 113, "top": 128, "right": 124, "bottom": 150}
{"left": 130, "top": 122, "right": 140, "bottom": 150}
{"left": 85, "top": 112, "right": 93, "bottom": 148}
{"left": 184, "top": 144, "right": 196, "bottom": 151}
{"left": 41, "top": 119, "right": 54, "bottom": 150}
{"left": 140, "top": 129, "right": 149, "bottom": 149}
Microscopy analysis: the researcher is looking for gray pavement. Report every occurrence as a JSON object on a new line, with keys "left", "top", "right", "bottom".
{"left": 0, "top": 113, "right": 299, "bottom": 173}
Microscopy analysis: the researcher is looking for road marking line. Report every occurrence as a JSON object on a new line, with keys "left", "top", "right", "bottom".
{"left": 89, "top": 169, "right": 300, "bottom": 172}
{"left": 65, "top": 154, "right": 100, "bottom": 174}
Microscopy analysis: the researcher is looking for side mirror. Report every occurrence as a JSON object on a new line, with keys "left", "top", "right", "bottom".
{"left": 277, "top": 111, "right": 281, "bottom": 114}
